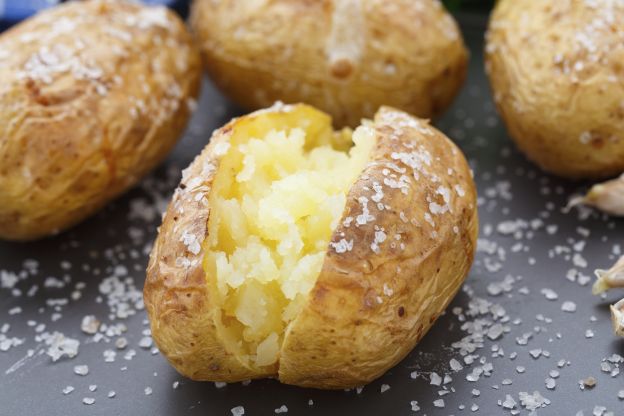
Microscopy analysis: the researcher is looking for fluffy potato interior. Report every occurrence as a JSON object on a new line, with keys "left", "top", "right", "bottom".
{"left": 204, "top": 112, "right": 375, "bottom": 370}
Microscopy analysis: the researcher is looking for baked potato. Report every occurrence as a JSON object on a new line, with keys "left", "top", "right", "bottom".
{"left": 144, "top": 103, "right": 478, "bottom": 389}
{"left": 485, "top": 0, "right": 624, "bottom": 179}
{"left": 0, "top": 0, "right": 201, "bottom": 241}
{"left": 190, "top": 0, "right": 468, "bottom": 128}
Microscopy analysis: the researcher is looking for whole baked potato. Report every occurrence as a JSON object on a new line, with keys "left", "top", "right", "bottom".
{"left": 485, "top": 0, "right": 624, "bottom": 179}
{"left": 144, "top": 103, "right": 478, "bottom": 389}
{"left": 190, "top": 0, "right": 468, "bottom": 128}
{"left": 0, "top": 0, "right": 201, "bottom": 241}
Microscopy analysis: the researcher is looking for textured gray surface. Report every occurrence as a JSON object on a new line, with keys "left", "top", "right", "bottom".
{"left": 1, "top": 14, "right": 623, "bottom": 416}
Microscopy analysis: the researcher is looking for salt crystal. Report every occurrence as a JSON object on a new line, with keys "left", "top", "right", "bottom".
{"left": 74, "top": 365, "right": 89, "bottom": 376}
{"left": 231, "top": 406, "right": 245, "bottom": 416}
{"left": 487, "top": 323, "right": 504, "bottom": 340}
{"left": 115, "top": 337, "right": 128, "bottom": 349}
{"left": 450, "top": 358, "right": 463, "bottom": 371}
{"left": 581, "top": 377, "right": 596, "bottom": 389}
{"left": 545, "top": 378, "right": 556, "bottom": 390}
{"left": 80, "top": 315, "right": 100, "bottom": 335}
{"left": 430, "top": 372, "right": 442, "bottom": 386}
{"left": 529, "top": 349, "right": 542, "bottom": 359}
{"left": 518, "top": 391, "right": 550, "bottom": 411}
{"left": 561, "top": 301, "right": 577, "bottom": 313}
{"left": 540, "top": 288, "right": 558, "bottom": 300}
{"left": 45, "top": 332, "right": 80, "bottom": 361}
{"left": 502, "top": 394, "right": 517, "bottom": 409}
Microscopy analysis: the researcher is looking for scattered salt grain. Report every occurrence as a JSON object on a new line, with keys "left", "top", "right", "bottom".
{"left": 73, "top": 365, "right": 89, "bottom": 376}
{"left": 231, "top": 406, "right": 245, "bottom": 416}
{"left": 430, "top": 372, "right": 442, "bottom": 386}
{"left": 502, "top": 395, "right": 517, "bottom": 409}
{"left": 545, "top": 378, "right": 556, "bottom": 390}
{"left": 274, "top": 405, "right": 288, "bottom": 414}
{"left": 580, "top": 377, "right": 597, "bottom": 389}
{"left": 80, "top": 315, "right": 100, "bottom": 335}
{"left": 540, "top": 288, "right": 558, "bottom": 300}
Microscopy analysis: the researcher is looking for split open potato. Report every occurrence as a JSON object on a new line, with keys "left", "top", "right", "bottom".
{"left": 144, "top": 104, "right": 478, "bottom": 389}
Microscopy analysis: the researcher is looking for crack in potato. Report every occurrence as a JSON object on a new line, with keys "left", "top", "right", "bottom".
{"left": 203, "top": 115, "right": 376, "bottom": 369}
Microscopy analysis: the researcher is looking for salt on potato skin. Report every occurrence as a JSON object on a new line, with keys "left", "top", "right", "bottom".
{"left": 0, "top": 0, "right": 202, "bottom": 241}
{"left": 190, "top": 0, "right": 468, "bottom": 128}
{"left": 485, "top": 0, "right": 624, "bottom": 179}
{"left": 144, "top": 104, "right": 478, "bottom": 389}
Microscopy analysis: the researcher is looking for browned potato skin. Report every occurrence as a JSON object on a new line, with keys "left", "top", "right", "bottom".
{"left": 144, "top": 104, "right": 478, "bottom": 389}
{"left": 0, "top": 0, "right": 202, "bottom": 241}
{"left": 190, "top": 0, "right": 468, "bottom": 128}
{"left": 485, "top": 0, "right": 624, "bottom": 179}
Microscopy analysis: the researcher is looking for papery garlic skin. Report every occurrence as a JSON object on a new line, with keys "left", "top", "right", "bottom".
{"left": 592, "top": 256, "right": 624, "bottom": 295}
{"left": 610, "top": 298, "right": 624, "bottom": 337}
{"left": 582, "top": 174, "right": 624, "bottom": 217}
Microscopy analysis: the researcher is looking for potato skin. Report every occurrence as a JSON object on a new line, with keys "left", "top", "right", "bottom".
{"left": 485, "top": 0, "right": 624, "bottom": 179}
{"left": 190, "top": 0, "right": 467, "bottom": 128}
{"left": 144, "top": 104, "right": 478, "bottom": 388}
{"left": 0, "top": 0, "right": 201, "bottom": 241}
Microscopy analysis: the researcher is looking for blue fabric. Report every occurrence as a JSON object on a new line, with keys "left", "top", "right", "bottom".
{"left": 0, "top": 0, "right": 182, "bottom": 27}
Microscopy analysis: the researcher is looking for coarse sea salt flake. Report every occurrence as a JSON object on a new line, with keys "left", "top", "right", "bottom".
{"left": 330, "top": 239, "right": 353, "bottom": 254}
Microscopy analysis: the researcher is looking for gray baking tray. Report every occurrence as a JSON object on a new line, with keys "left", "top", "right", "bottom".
{"left": 1, "top": 12, "right": 622, "bottom": 416}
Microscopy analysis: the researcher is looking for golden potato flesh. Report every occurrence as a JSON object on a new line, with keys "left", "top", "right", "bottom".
{"left": 486, "top": 0, "right": 624, "bottom": 179}
{"left": 190, "top": 0, "right": 468, "bottom": 127}
{"left": 0, "top": 0, "right": 201, "bottom": 241}
{"left": 144, "top": 103, "right": 478, "bottom": 389}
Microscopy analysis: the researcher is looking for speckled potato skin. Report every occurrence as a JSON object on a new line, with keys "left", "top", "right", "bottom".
{"left": 190, "top": 0, "right": 468, "bottom": 128}
{"left": 144, "top": 104, "right": 478, "bottom": 389}
{"left": 485, "top": 0, "right": 624, "bottom": 179}
{"left": 0, "top": 0, "right": 202, "bottom": 241}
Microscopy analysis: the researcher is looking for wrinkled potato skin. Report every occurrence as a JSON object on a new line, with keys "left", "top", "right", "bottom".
{"left": 190, "top": 0, "right": 467, "bottom": 128}
{"left": 144, "top": 104, "right": 478, "bottom": 389}
{"left": 0, "top": 0, "right": 201, "bottom": 241}
{"left": 485, "top": 0, "right": 624, "bottom": 179}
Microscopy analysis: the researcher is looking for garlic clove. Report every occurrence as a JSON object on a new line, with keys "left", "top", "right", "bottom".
{"left": 610, "top": 298, "right": 624, "bottom": 337}
{"left": 592, "top": 256, "right": 624, "bottom": 295}
{"left": 579, "top": 174, "right": 624, "bottom": 217}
